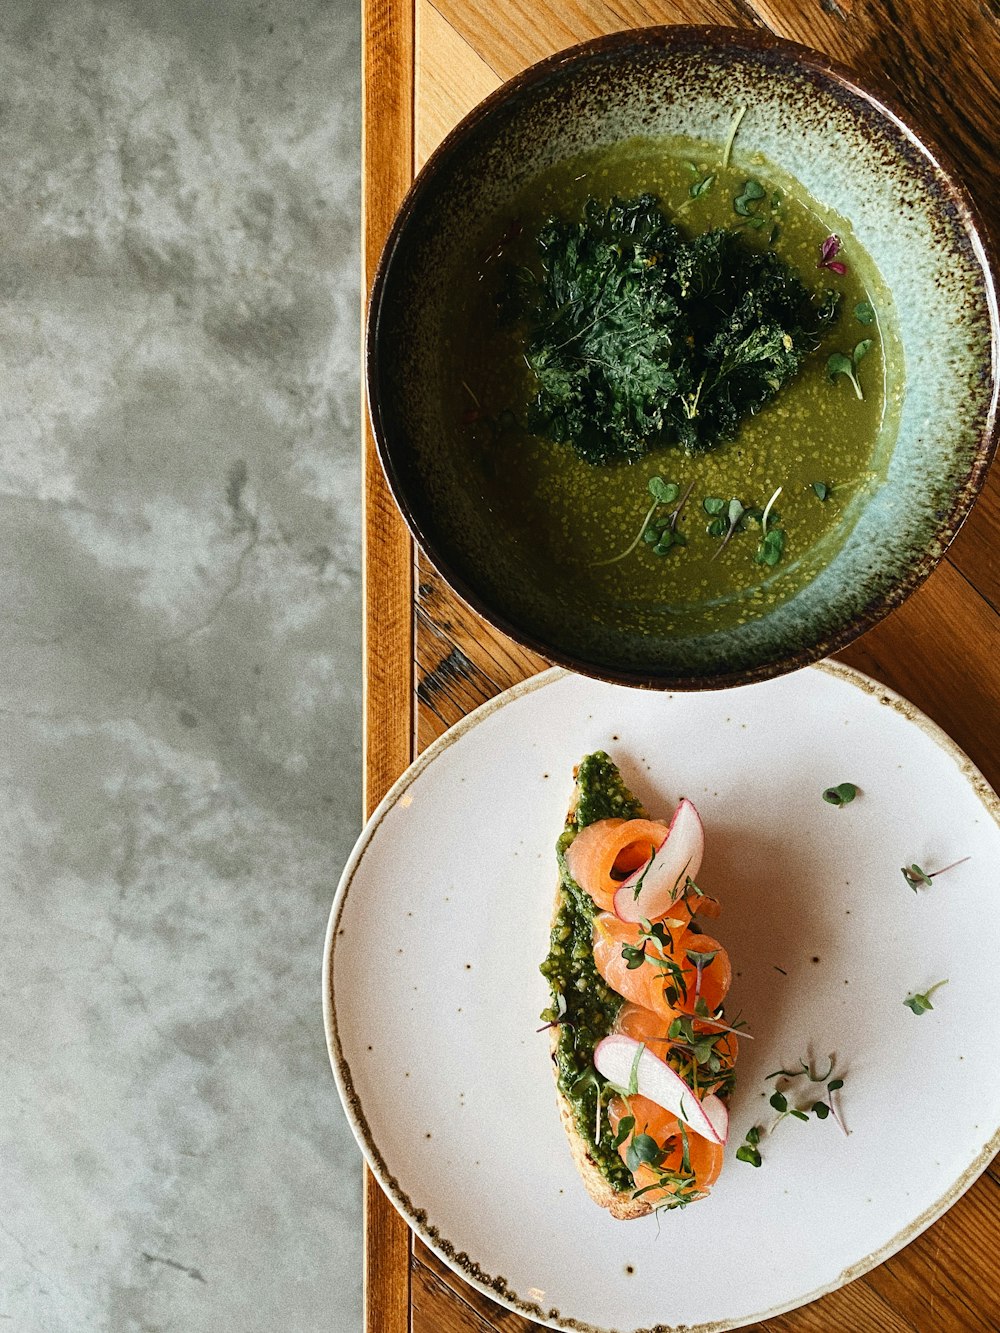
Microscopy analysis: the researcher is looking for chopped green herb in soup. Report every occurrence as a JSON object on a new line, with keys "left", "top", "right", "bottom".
{"left": 447, "top": 132, "right": 900, "bottom": 638}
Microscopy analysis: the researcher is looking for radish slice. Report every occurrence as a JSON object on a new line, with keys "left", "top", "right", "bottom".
{"left": 613, "top": 798, "right": 704, "bottom": 923}
{"left": 593, "top": 1034, "right": 728, "bottom": 1146}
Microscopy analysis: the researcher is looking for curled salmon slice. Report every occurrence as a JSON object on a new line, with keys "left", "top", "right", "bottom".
{"left": 614, "top": 1002, "right": 737, "bottom": 1100}
{"left": 614, "top": 1001, "right": 737, "bottom": 1068}
{"left": 608, "top": 1095, "right": 724, "bottom": 1206}
{"left": 564, "top": 818, "right": 669, "bottom": 913}
{"left": 592, "top": 916, "right": 730, "bottom": 1020}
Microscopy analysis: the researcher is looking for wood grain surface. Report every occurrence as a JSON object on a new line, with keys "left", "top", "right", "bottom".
{"left": 362, "top": 1, "right": 416, "bottom": 1329}
{"left": 360, "top": 0, "right": 1000, "bottom": 1328}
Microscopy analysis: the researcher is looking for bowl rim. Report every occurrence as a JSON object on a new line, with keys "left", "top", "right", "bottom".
{"left": 366, "top": 23, "right": 1000, "bottom": 691}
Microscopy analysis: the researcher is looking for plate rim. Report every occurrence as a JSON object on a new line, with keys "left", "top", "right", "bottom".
{"left": 323, "top": 662, "right": 1000, "bottom": 1332}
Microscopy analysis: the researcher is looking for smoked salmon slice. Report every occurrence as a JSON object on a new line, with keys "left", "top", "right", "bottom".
{"left": 592, "top": 916, "right": 731, "bottom": 1022}
{"left": 564, "top": 817, "right": 669, "bottom": 913}
{"left": 608, "top": 1095, "right": 724, "bottom": 1205}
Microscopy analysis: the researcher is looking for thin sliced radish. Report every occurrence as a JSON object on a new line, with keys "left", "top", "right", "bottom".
{"left": 613, "top": 798, "right": 704, "bottom": 923}
{"left": 593, "top": 1034, "right": 728, "bottom": 1145}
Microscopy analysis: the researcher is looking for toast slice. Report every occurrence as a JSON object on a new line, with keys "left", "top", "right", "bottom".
{"left": 542, "top": 753, "right": 653, "bottom": 1219}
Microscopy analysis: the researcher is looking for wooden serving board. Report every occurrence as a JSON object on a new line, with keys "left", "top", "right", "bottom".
{"left": 361, "top": 2, "right": 1000, "bottom": 1328}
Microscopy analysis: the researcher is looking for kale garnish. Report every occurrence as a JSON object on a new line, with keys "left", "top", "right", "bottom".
{"left": 508, "top": 194, "right": 815, "bottom": 466}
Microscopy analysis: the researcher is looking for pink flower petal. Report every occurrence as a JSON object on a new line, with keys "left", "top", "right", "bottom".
{"left": 827, "top": 260, "right": 848, "bottom": 275}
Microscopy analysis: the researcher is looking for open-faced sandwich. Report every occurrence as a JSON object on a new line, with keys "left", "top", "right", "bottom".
{"left": 540, "top": 752, "right": 739, "bottom": 1218}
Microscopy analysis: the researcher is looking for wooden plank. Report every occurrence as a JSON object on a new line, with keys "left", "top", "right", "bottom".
{"left": 412, "top": 1260, "right": 500, "bottom": 1333}
{"left": 836, "top": 557, "right": 1000, "bottom": 796}
{"left": 382, "top": 2, "right": 1000, "bottom": 1331}
{"left": 416, "top": 0, "right": 502, "bottom": 168}
{"left": 862, "top": 1174, "right": 1000, "bottom": 1332}
{"left": 427, "top": 0, "right": 758, "bottom": 82}
{"left": 416, "top": 562, "right": 549, "bottom": 751}
{"left": 762, "top": 1277, "right": 918, "bottom": 1333}
{"left": 414, "top": 1245, "right": 542, "bottom": 1332}
{"left": 364, "top": 1169, "right": 414, "bottom": 1333}
{"left": 363, "top": 0, "right": 416, "bottom": 1329}
{"left": 946, "top": 466, "right": 1000, "bottom": 617}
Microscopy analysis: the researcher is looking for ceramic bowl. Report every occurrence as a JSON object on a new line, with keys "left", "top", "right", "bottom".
{"left": 367, "top": 26, "right": 998, "bottom": 689}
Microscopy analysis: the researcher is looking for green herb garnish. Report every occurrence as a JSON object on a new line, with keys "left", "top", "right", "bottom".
{"left": 812, "top": 481, "right": 830, "bottom": 501}
{"left": 823, "top": 782, "right": 858, "bottom": 807}
{"left": 511, "top": 195, "right": 817, "bottom": 463}
{"left": 733, "top": 178, "right": 766, "bottom": 217}
{"left": 901, "top": 863, "right": 932, "bottom": 889}
{"left": 754, "top": 485, "right": 785, "bottom": 566}
{"left": 689, "top": 172, "right": 717, "bottom": 199}
{"left": 827, "top": 339, "right": 872, "bottom": 400}
{"left": 736, "top": 1124, "right": 762, "bottom": 1166}
{"left": 621, "top": 942, "right": 648, "bottom": 970}
{"left": 710, "top": 498, "right": 747, "bottom": 558}
{"left": 854, "top": 300, "right": 875, "bottom": 325}
{"left": 756, "top": 529, "right": 785, "bottom": 565}
{"left": 685, "top": 948, "right": 719, "bottom": 970}
{"left": 763, "top": 1057, "right": 849, "bottom": 1136}
{"left": 593, "top": 475, "right": 688, "bottom": 566}
{"left": 901, "top": 856, "right": 970, "bottom": 891}
{"left": 611, "top": 1114, "right": 635, "bottom": 1150}
{"left": 625, "top": 1132, "right": 666, "bottom": 1173}
{"left": 904, "top": 979, "right": 949, "bottom": 1014}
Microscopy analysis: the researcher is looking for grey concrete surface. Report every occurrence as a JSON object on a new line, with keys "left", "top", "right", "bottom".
{"left": 0, "top": 2, "right": 364, "bottom": 1330}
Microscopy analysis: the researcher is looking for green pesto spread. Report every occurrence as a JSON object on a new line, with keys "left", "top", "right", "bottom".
{"left": 539, "top": 751, "right": 644, "bottom": 1192}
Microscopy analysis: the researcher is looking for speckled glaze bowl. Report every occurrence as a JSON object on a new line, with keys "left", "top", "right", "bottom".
{"left": 368, "top": 27, "right": 998, "bottom": 689}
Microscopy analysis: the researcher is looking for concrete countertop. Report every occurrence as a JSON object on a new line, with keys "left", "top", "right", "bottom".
{"left": 1, "top": 2, "right": 363, "bottom": 1329}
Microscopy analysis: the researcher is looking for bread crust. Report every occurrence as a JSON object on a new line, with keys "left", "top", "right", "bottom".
{"left": 550, "top": 772, "right": 651, "bottom": 1220}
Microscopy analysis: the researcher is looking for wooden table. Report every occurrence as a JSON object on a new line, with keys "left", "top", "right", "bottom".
{"left": 361, "top": 2, "right": 1000, "bottom": 1328}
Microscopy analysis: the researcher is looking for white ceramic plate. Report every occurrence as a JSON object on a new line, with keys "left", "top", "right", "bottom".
{"left": 324, "top": 664, "right": 1000, "bottom": 1332}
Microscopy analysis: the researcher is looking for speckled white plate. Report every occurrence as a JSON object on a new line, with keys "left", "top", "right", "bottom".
{"left": 323, "top": 664, "right": 1000, "bottom": 1332}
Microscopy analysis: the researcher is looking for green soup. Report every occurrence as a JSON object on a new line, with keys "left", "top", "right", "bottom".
{"left": 444, "top": 138, "right": 901, "bottom": 638}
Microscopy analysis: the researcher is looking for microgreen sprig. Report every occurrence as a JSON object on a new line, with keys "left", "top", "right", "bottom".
{"left": 611, "top": 1114, "right": 635, "bottom": 1150}
{"left": 755, "top": 486, "right": 785, "bottom": 566}
{"left": 823, "top": 782, "right": 858, "bottom": 807}
{"left": 689, "top": 172, "right": 717, "bottom": 199}
{"left": 854, "top": 299, "right": 875, "bottom": 325}
{"left": 571, "top": 1067, "right": 606, "bottom": 1143}
{"left": 763, "top": 1055, "right": 849, "bottom": 1139}
{"left": 621, "top": 941, "right": 648, "bottom": 970}
{"left": 769, "top": 1089, "right": 810, "bottom": 1123}
{"left": 628, "top": 845, "right": 660, "bottom": 902}
{"left": 710, "top": 498, "right": 747, "bottom": 560}
{"left": 733, "top": 178, "right": 767, "bottom": 229}
{"left": 685, "top": 947, "right": 718, "bottom": 1004}
{"left": 827, "top": 340, "right": 872, "bottom": 400}
{"left": 812, "top": 481, "right": 830, "bottom": 501}
{"left": 736, "top": 1124, "right": 762, "bottom": 1166}
{"left": 904, "top": 979, "right": 949, "bottom": 1014}
{"left": 901, "top": 856, "right": 970, "bottom": 892}
{"left": 593, "top": 476, "right": 680, "bottom": 567}
{"left": 669, "top": 1007, "right": 753, "bottom": 1042}
{"left": 625, "top": 1131, "right": 666, "bottom": 1174}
